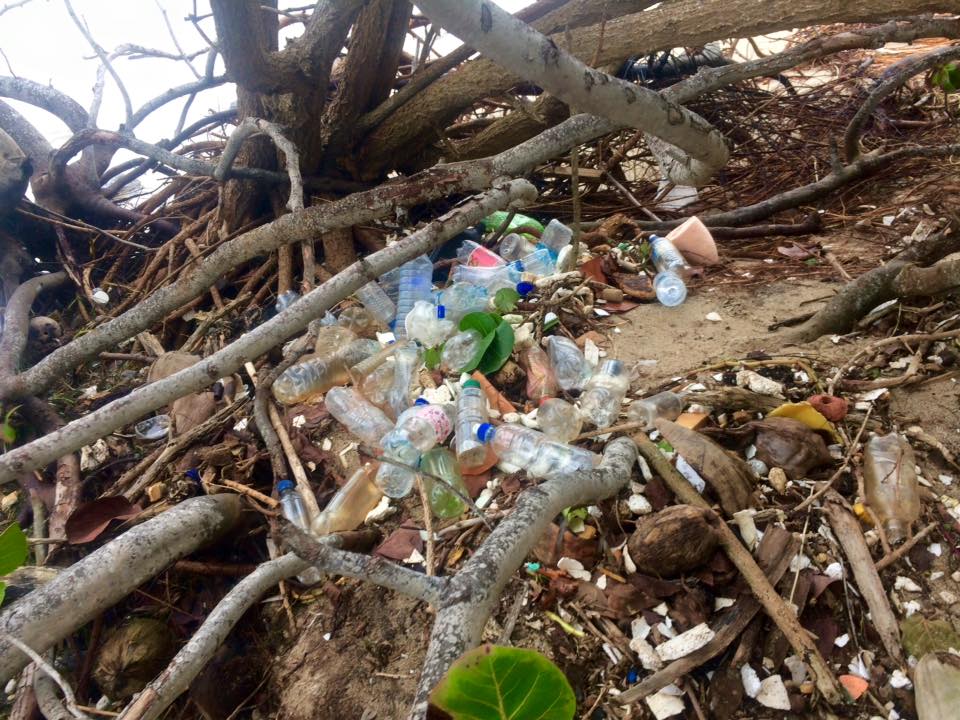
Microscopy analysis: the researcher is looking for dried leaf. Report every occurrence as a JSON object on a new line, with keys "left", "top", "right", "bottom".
{"left": 751, "top": 417, "right": 833, "bottom": 479}
{"left": 171, "top": 391, "right": 216, "bottom": 436}
{"left": 66, "top": 496, "right": 141, "bottom": 544}
{"left": 901, "top": 615, "right": 960, "bottom": 658}
{"left": 93, "top": 617, "right": 176, "bottom": 699}
{"left": 373, "top": 522, "right": 423, "bottom": 562}
{"left": 768, "top": 402, "right": 842, "bottom": 443}
{"left": 915, "top": 653, "right": 960, "bottom": 720}
{"left": 579, "top": 256, "right": 608, "bottom": 283}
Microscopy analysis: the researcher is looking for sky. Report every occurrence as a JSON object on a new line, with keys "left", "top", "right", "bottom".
{"left": 0, "top": 0, "right": 531, "bottom": 155}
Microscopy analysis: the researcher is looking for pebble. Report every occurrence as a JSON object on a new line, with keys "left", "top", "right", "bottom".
{"left": 756, "top": 675, "right": 791, "bottom": 710}
{"left": 628, "top": 493, "right": 653, "bottom": 515}
{"left": 705, "top": 312, "right": 722, "bottom": 322}
{"left": 938, "top": 590, "right": 958, "bottom": 605}
{"left": 646, "top": 685, "right": 685, "bottom": 719}
{"left": 655, "top": 623, "right": 716, "bottom": 661}
{"left": 894, "top": 576, "right": 922, "bottom": 593}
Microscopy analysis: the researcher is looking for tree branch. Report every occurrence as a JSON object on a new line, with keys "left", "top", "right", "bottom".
{"left": 0, "top": 76, "right": 88, "bottom": 133}
{"left": 215, "top": 118, "right": 304, "bottom": 211}
{"left": 0, "top": 272, "right": 67, "bottom": 381}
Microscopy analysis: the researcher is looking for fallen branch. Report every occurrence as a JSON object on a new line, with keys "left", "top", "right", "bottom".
{"left": 0, "top": 272, "right": 67, "bottom": 380}
{"left": 0, "top": 495, "right": 241, "bottom": 682}
{"left": 1, "top": 636, "right": 87, "bottom": 720}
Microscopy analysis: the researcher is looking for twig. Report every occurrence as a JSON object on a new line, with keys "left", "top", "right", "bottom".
{"left": 497, "top": 581, "right": 528, "bottom": 645}
{"left": 211, "top": 479, "right": 278, "bottom": 508}
{"left": 416, "top": 474, "right": 436, "bottom": 577}
{"left": 875, "top": 522, "right": 938, "bottom": 571}
{"left": 2, "top": 635, "right": 88, "bottom": 719}
{"left": 794, "top": 405, "right": 872, "bottom": 512}
{"left": 570, "top": 144, "right": 581, "bottom": 258}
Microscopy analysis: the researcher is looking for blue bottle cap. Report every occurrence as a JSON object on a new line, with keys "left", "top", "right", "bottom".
{"left": 436, "top": 304, "right": 446, "bottom": 319}
{"left": 414, "top": 397, "right": 429, "bottom": 406}
{"left": 476, "top": 422, "right": 494, "bottom": 441}
{"left": 277, "top": 478, "right": 294, "bottom": 493}
{"left": 511, "top": 260, "right": 524, "bottom": 271}
{"left": 184, "top": 468, "right": 201, "bottom": 482}
{"left": 516, "top": 281, "right": 535, "bottom": 296}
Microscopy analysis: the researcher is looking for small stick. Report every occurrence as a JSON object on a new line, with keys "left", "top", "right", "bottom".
{"left": 3, "top": 634, "right": 88, "bottom": 719}
{"left": 415, "top": 474, "right": 436, "bottom": 577}
{"left": 497, "top": 581, "right": 528, "bottom": 645}
{"left": 875, "top": 522, "right": 938, "bottom": 571}
{"left": 795, "top": 406, "right": 872, "bottom": 512}
{"left": 211, "top": 479, "right": 278, "bottom": 508}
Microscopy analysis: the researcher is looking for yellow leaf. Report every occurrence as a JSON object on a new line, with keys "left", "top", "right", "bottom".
{"left": 769, "top": 402, "right": 841, "bottom": 443}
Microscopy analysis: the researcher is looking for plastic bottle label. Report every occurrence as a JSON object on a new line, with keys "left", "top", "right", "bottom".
{"left": 418, "top": 406, "right": 453, "bottom": 440}
{"left": 469, "top": 246, "right": 504, "bottom": 268}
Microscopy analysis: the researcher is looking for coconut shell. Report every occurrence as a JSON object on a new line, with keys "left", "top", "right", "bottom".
{"left": 627, "top": 505, "right": 719, "bottom": 577}
{"left": 93, "top": 617, "right": 176, "bottom": 699}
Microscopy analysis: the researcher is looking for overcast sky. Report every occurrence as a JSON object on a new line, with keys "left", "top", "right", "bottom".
{"left": 0, "top": 0, "right": 530, "bottom": 154}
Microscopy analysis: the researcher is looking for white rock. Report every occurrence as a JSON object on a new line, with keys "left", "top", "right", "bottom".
{"left": 741, "top": 665, "right": 761, "bottom": 698}
{"left": 894, "top": 576, "right": 922, "bottom": 593}
{"left": 632, "top": 617, "right": 652, "bottom": 641}
{"left": 705, "top": 312, "right": 722, "bottom": 322}
{"left": 714, "top": 597, "right": 735, "bottom": 611}
{"left": 736, "top": 369, "right": 784, "bottom": 398}
{"left": 630, "top": 635, "right": 663, "bottom": 671}
{"left": 291, "top": 414, "right": 306, "bottom": 428}
{"left": 835, "top": 633, "right": 850, "bottom": 648}
{"left": 825, "top": 562, "right": 844, "bottom": 580}
{"left": 403, "top": 548, "right": 425, "bottom": 565}
{"left": 931, "top": 571, "right": 944, "bottom": 582}
{"left": 622, "top": 543, "right": 637, "bottom": 575}
{"left": 953, "top": 570, "right": 960, "bottom": 583}
{"left": 628, "top": 494, "right": 653, "bottom": 515}
{"left": 939, "top": 474, "right": 954, "bottom": 485}
{"left": 636, "top": 454, "right": 653, "bottom": 481}
{"left": 928, "top": 543, "right": 942, "bottom": 557}
{"left": 657, "top": 621, "right": 676, "bottom": 639}
{"left": 595, "top": 574, "right": 607, "bottom": 590}
{"left": 889, "top": 669, "right": 912, "bottom": 689}
{"left": 652, "top": 602, "right": 669, "bottom": 616}
{"left": 656, "top": 623, "right": 716, "bottom": 661}
{"left": 421, "top": 386, "right": 453, "bottom": 405}
{"left": 91, "top": 287, "right": 110, "bottom": 304}
{"left": 756, "top": 675, "right": 791, "bottom": 710}
{"left": 558, "top": 556, "right": 592, "bottom": 582}
{"left": 903, "top": 600, "right": 922, "bottom": 616}
{"left": 733, "top": 509, "right": 759, "bottom": 551}
{"left": 938, "top": 590, "right": 958, "bottom": 605}
{"left": 675, "top": 455, "right": 706, "bottom": 493}
{"left": 645, "top": 685, "right": 685, "bottom": 719}
{"left": 321, "top": 437, "right": 333, "bottom": 451}
{"left": 783, "top": 655, "right": 808, "bottom": 684}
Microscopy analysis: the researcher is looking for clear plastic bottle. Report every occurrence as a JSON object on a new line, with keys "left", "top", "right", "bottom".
{"left": 379, "top": 266, "right": 402, "bottom": 304}
{"left": 353, "top": 281, "right": 396, "bottom": 328}
{"left": 537, "top": 398, "right": 582, "bottom": 442}
{"left": 393, "top": 255, "right": 434, "bottom": 338}
{"left": 313, "top": 325, "right": 356, "bottom": 354}
{"left": 546, "top": 335, "right": 591, "bottom": 391}
{"left": 450, "top": 263, "right": 538, "bottom": 294}
{"left": 134, "top": 414, "right": 171, "bottom": 441}
{"left": 420, "top": 447, "right": 468, "bottom": 518}
{"left": 442, "top": 329, "right": 484, "bottom": 373}
{"left": 405, "top": 300, "right": 455, "bottom": 348}
{"left": 348, "top": 341, "right": 405, "bottom": 384}
{"left": 580, "top": 359, "right": 630, "bottom": 428}
{"left": 376, "top": 400, "right": 455, "bottom": 498}
{"left": 653, "top": 272, "right": 687, "bottom": 307}
{"left": 627, "top": 390, "right": 685, "bottom": 429}
{"left": 863, "top": 432, "right": 920, "bottom": 544}
{"left": 650, "top": 235, "right": 690, "bottom": 307}
{"left": 517, "top": 247, "right": 556, "bottom": 276}
{"left": 360, "top": 361, "right": 396, "bottom": 416}
{"left": 338, "top": 305, "right": 379, "bottom": 337}
{"left": 522, "top": 345, "right": 558, "bottom": 401}
{"left": 457, "top": 239, "right": 506, "bottom": 268}
{"left": 539, "top": 219, "right": 573, "bottom": 254}
{"left": 476, "top": 423, "right": 599, "bottom": 478}
{"left": 499, "top": 233, "right": 538, "bottom": 262}
{"left": 277, "top": 479, "right": 310, "bottom": 530}
{"left": 312, "top": 463, "right": 383, "bottom": 535}
{"left": 438, "top": 283, "right": 489, "bottom": 324}
{"left": 456, "top": 378, "right": 489, "bottom": 468}
{"left": 273, "top": 338, "right": 381, "bottom": 405}
{"left": 275, "top": 290, "right": 300, "bottom": 313}
{"left": 386, "top": 343, "right": 421, "bottom": 419}
{"left": 324, "top": 386, "right": 394, "bottom": 447}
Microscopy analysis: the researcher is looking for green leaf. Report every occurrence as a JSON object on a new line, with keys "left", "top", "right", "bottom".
{"left": 493, "top": 287, "right": 521, "bottom": 314}
{"left": 933, "top": 62, "right": 960, "bottom": 93}
{"left": 0, "top": 581, "right": 6, "bottom": 606}
{"left": 901, "top": 615, "right": 960, "bottom": 658}
{"left": 0, "top": 423, "right": 14, "bottom": 444}
{"left": 477, "top": 320, "right": 515, "bottom": 375}
{"left": 0, "top": 523, "right": 27, "bottom": 576}
{"left": 430, "top": 644, "right": 576, "bottom": 720}
{"left": 459, "top": 311, "right": 499, "bottom": 336}
{"left": 424, "top": 346, "right": 442, "bottom": 370}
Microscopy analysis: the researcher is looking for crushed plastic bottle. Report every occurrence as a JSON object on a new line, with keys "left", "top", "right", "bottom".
{"left": 134, "top": 414, "right": 171, "bottom": 441}
{"left": 324, "top": 386, "right": 394, "bottom": 447}
{"left": 537, "top": 398, "right": 582, "bottom": 443}
{"left": 420, "top": 447, "right": 468, "bottom": 519}
{"left": 437, "top": 282, "right": 489, "bottom": 324}
{"left": 476, "top": 423, "right": 599, "bottom": 478}
{"left": 546, "top": 335, "right": 592, "bottom": 391}
{"left": 277, "top": 479, "right": 310, "bottom": 531}
{"left": 451, "top": 263, "right": 538, "bottom": 293}
{"left": 386, "top": 343, "right": 422, "bottom": 418}
{"left": 275, "top": 290, "right": 300, "bottom": 313}
{"left": 313, "top": 325, "right": 356, "bottom": 354}
{"left": 338, "top": 305, "right": 379, "bottom": 337}
{"left": 499, "top": 233, "right": 538, "bottom": 262}
{"left": 580, "top": 359, "right": 630, "bottom": 428}
{"left": 312, "top": 463, "right": 383, "bottom": 535}
{"left": 626, "top": 390, "right": 685, "bottom": 429}
{"left": 405, "top": 300, "right": 455, "bottom": 348}
{"left": 393, "top": 255, "right": 434, "bottom": 338}
{"left": 376, "top": 400, "right": 455, "bottom": 498}
{"left": 539, "top": 219, "right": 573, "bottom": 255}
{"left": 650, "top": 235, "right": 690, "bottom": 307}
{"left": 354, "top": 281, "right": 396, "bottom": 328}
{"left": 455, "top": 378, "right": 489, "bottom": 468}
{"left": 481, "top": 211, "right": 544, "bottom": 238}
{"left": 516, "top": 247, "right": 556, "bottom": 276}
{"left": 863, "top": 432, "right": 920, "bottom": 544}
{"left": 521, "top": 345, "right": 558, "bottom": 401}
{"left": 457, "top": 239, "right": 506, "bottom": 268}
{"left": 378, "top": 265, "right": 402, "bottom": 304}
{"left": 441, "top": 329, "right": 484, "bottom": 373}
{"left": 273, "top": 338, "right": 381, "bottom": 405}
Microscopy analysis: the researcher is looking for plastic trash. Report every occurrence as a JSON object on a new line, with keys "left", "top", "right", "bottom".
{"left": 420, "top": 447, "right": 468, "bottom": 518}
{"left": 481, "top": 211, "right": 544, "bottom": 238}
{"left": 650, "top": 235, "right": 690, "bottom": 307}
{"left": 450, "top": 262, "right": 540, "bottom": 294}
{"left": 499, "top": 233, "right": 538, "bottom": 262}
{"left": 665, "top": 216, "right": 718, "bottom": 266}
{"left": 580, "top": 359, "right": 630, "bottom": 428}
{"left": 378, "top": 265, "right": 402, "bottom": 304}
{"left": 354, "top": 281, "right": 396, "bottom": 327}
{"left": 522, "top": 345, "right": 558, "bottom": 401}
{"left": 324, "top": 386, "right": 394, "bottom": 447}
{"left": 275, "top": 290, "right": 300, "bottom": 313}
{"left": 134, "top": 415, "right": 171, "bottom": 441}
{"left": 405, "top": 300, "right": 455, "bottom": 348}
{"left": 312, "top": 325, "right": 356, "bottom": 354}
{"left": 338, "top": 305, "right": 379, "bottom": 337}
{"left": 277, "top": 479, "right": 310, "bottom": 531}
{"left": 385, "top": 343, "right": 422, "bottom": 419}
{"left": 312, "top": 463, "right": 383, "bottom": 535}
{"left": 457, "top": 239, "right": 506, "bottom": 267}
{"left": 537, "top": 398, "right": 582, "bottom": 442}
{"left": 272, "top": 338, "right": 381, "bottom": 405}
{"left": 545, "top": 335, "right": 591, "bottom": 391}
{"left": 393, "top": 255, "right": 434, "bottom": 338}
{"left": 627, "top": 390, "right": 685, "bottom": 429}
{"left": 376, "top": 399, "right": 455, "bottom": 498}
{"left": 539, "top": 219, "right": 573, "bottom": 254}
{"left": 517, "top": 247, "right": 556, "bottom": 276}
{"left": 455, "top": 378, "right": 489, "bottom": 468}
{"left": 437, "top": 282, "right": 489, "bottom": 324}
{"left": 863, "top": 432, "right": 920, "bottom": 543}
{"left": 476, "top": 422, "right": 599, "bottom": 478}
{"left": 441, "top": 329, "right": 484, "bottom": 373}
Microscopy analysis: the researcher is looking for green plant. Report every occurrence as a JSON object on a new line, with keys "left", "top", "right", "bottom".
{"left": 0, "top": 405, "right": 21, "bottom": 445}
{"left": 0, "top": 522, "right": 28, "bottom": 605}
{"left": 493, "top": 287, "right": 521, "bottom": 314}
{"left": 458, "top": 312, "right": 515, "bottom": 375}
{"left": 932, "top": 62, "right": 960, "bottom": 93}
{"left": 430, "top": 644, "right": 576, "bottom": 720}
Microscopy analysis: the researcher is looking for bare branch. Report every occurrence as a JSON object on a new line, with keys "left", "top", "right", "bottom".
{"left": 127, "top": 74, "right": 228, "bottom": 131}
{"left": 0, "top": 75, "right": 88, "bottom": 133}
{"left": 1, "top": 638, "right": 88, "bottom": 719}
{"left": 215, "top": 118, "right": 304, "bottom": 211}
{"left": 0, "top": 272, "right": 67, "bottom": 380}
{"left": 0, "top": 100, "right": 51, "bottom": 175}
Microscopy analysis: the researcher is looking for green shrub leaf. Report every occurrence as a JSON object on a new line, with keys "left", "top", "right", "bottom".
{"left": 493, "top": 287, "right": 521, "bottom": 314}
{"left": 430, "top": 644, "right": 575, "bottom": 720}
{"left": 0, "top": 522, "right": 28, "bottom": 576}
{"left": 424, "top": 346, "right": 442, "bottom": 370}
{"left": 459, "top": 312, "right": 499, "bottom": 336}
{"left": 477, "top": 320, "right": 515, "bottom": 375}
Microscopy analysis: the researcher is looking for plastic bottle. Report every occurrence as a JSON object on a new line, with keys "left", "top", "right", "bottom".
{"left": 522, "top": 345, "right": 558, "bottom": 401}
{"left": 348, "top": 340, "right": 406, "bottom": 384}
{"left": 393, "top": 255, "right": 434, "bottom": 338}
{"left": 376, "top": 400, "right": 455, "bottom": 498}
{"left": 385, "top": 343, "right": 422, "bottom": 419}
{"left": 272, "top": 338, "right": 381, "bottom": 405}
{"left": 450, "top": 263, "right": 538, "bottom": 293}
{"left": 312, "top": 463, "right": 383, "bottom": 535}
{"left": 580, "top": 359, "right": 630, "bottom": 428}
{"left": 517, "top": 247, "right": 556, "bottom": 276}
{"left": 499, "top": 233, "right": 538, "bottom": 262}
{"left": 442, "top": 329, "right": 484, "bottom": 373}
{"left": 379, "top": 266, "right": 402, "bottom": 304}
{"left": 455, "top": 378, "right": 489, "bottom": 468}
{"left": 539, "top": 219, "right": 573, "bottom": 254}
{"left": 360, "top": 361, "right": 396, "bottom": 416}
{"left": 420, "top": 447, "right": 468, "bottom": 519}
{"left": 863, "top": 432, "right": 920, "bottom": 544}
{"left": 134, "top": 414, "right": 171, "bottom": 441}
{"left": 627, "top": 390, "right": 685, "bottom": 429}
{"left": 537, "top": 398, "right": 582, "bottom": 442}
{"left": 457, "top": 239, "right": 506, "bottom": 268}
{"left": 476, "top": 423, "right": 599, "bottom": 478}
{"left": 338, "top": 305, "right": 379, "bottom": 337}
{"left": 277, "top": 479, "right": 310, "bottom": 530}
{"left": 438, "top": 283, "right": 489, "bottom": 324}
{"left": 313, "top": 325, "right": 356, "bottom": 354}
{"left": 353, "top": 281, "right": 396, "bottom": 328}
{"left": 275, "top": 290, "right": 300, "bottom": 313}
{"left": 405, "top": 300, "right": 455, "bottom": 348}
{"left": 650, "top": 235, "right": 690, "bottom": 307}
{"left": 546, "top": 335, "right": 591, "bottom": 391}
{"left": 324, "top": 387, "right": 394, "bottom": 447}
